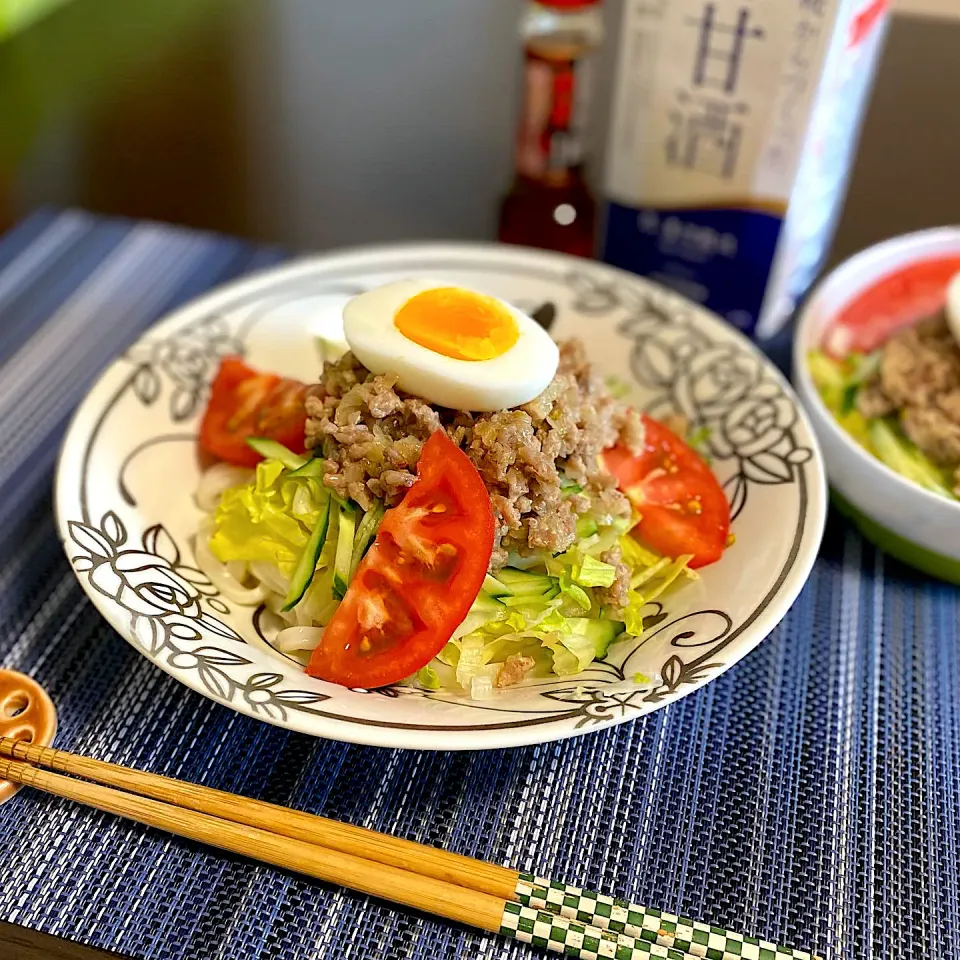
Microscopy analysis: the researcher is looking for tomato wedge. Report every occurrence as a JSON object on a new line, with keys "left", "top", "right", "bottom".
{"left": 602, "top": 415, "right": 730, "bottom": 569}
{"left": 307, "top": 430, "right": 495, "bottom": 689}
{"left": 199, "top": 356, "right": 309, "bottom": 467}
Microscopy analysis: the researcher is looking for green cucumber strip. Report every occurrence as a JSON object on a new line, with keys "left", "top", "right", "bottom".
{"left": 246, "top": 437, "right": 306, "bottom": 470}
{"left": 584, "top": 618, "right": 626, "bottom": 657}
{"left": 482, "top": 574, "right": 510, "bottom": 598}
{"left": 494, "top": 567, "right": 556, "bottom": 587}
{"left": 287, "top": 458, "right": 327, "bottom": 478}
{"left": 575, "top": 516, "right": 599, "bottom": 539}
{"left": 282, "top": 498, "right": 332, "bottom": 610}
{"left": 332, "top": 504, "right": 358, "bottom": 600}
{"left": 286, "top": 458, "right": 350, "bottom": 509}
{"left": 352, "top": 502, "right": 385, "bottom": 576}
{"left": 486, "top": 567, "right": 559, "bottom": 605}
{"left": 503, "top": 581, "right": 558, "bottom": 599}
{"left": 471, "top": 591, "right": 505, "bottom": 611}
{"left": 839, "top": 383, "right": 859, "bottom": 416}
{"left": 868, "top": 419, "right": 954, "bottom": 498}
{"left": 500, "top": 586, "right": 561, "bottom": 607}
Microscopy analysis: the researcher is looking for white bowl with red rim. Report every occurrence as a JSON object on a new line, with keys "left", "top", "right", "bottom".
{"left": 793, "top": 227, "right": 960, "bottom": 582}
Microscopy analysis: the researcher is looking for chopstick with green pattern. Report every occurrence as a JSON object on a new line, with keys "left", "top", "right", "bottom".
{"left": 1, "top": 736, "right": 817, "bottom": 960}
{"left": 499, "top": 904, "right": 696, "bottom": 959}
{"left": 515, "top": 874, "right": 816, "bottom": 960}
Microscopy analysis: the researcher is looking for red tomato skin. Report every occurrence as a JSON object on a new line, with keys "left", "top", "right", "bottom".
{"left": 199, "top": 356, "right": 308, "bottom": 467}
{"left": 307, "top": 430, "right": 495, "bottom": 689}
{"left": 822, "top": 255, "right": 960, "bottom": 357}
{"left": 602, "top": 415, "right": 730, "bottom": 569}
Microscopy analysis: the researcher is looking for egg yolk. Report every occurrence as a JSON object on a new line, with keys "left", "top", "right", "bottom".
{"left": 393, "top": 287, "right": 519, "bottom": 361}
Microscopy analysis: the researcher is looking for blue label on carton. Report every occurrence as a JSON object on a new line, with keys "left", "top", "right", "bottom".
{"left": 602, "top": 202, "right": 784, "bottom": 338}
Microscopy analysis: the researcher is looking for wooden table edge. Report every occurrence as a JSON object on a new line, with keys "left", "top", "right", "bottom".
{"left": 1, "top": 921, "right": 131, "bottom": 960}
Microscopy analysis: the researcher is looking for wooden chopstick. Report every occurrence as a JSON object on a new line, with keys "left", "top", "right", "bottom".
{"left": 0, "top": 738, "right": 815, "bottom": 960}
{"left": 0, "top": 744, "right": 690, "bottom": 960}
{"left": 0, "top": 738, "right": 515, "bottom": 895}
{"left": 0, "top": 754, "right": 505, "bottom": 931}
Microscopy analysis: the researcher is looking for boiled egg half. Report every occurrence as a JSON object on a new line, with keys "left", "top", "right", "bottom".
{"left": 342, "top": 279, "right": 559, "bottom": 411}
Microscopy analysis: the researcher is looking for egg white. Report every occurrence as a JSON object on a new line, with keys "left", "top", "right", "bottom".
{"left": 342, "top": 278, "right": 560, "bottom": 411}
{"left": 946, "top": 271, "right": 960, "bottom": 349}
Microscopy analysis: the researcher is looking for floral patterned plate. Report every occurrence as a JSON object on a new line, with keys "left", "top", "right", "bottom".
{"left": 55, "top": 244, "right": 826, "bottom": 750}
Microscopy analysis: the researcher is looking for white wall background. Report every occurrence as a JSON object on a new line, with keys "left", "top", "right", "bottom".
{"left": 12, "top": 0, "right": 958, "bottom": 254}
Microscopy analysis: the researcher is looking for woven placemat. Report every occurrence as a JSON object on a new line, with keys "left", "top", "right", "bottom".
{"left": 0, "top": 209, "right": 957, "bottom": 960}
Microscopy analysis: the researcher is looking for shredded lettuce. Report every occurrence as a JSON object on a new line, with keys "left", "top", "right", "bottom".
{"left": 545, "top": 549, "right": 616, "bottom": 613}
{"left": 445, "top": 523, "right": 695, "bottom": 693}
{"left": 455, "top": 632, "right": 499, "bottom": 689}
{"left": 868, "top": 417, "right": 955, "bottom": 497}
{"left": 558, "top": 574, "right": 592, "bottom": 612}
{"left": 620, "top": 535, "right": 695, "bottom": 636}
{"left": 575, "top": 555, "right": 617, "bottom": 588}
{"left": 808, "top": 349, "right": 849, "bottom": 412}
{"left": 543, "top": 618, "right": 603, "bottom": 676}
{"left": 208, "top": 455, "right": 384, "bottom": 624}
{"left": 604, "top": 374, "right": 632, "bottom": 400}
{"left": 210, "top": 459, "right": 329, "bottom": 572}
{"left": 206, "top": 456, "right": 695, "bottom": 697}
{"left": 450, "top": 609, "right": 608, "bottom": 687}
{"left": 808, "top": 348, "right": 884, "bottom": 450}
{"left": 416, "top": 665, "right": 441, "bottom": 691}
{"left": 687, "top": 425, "right": 712, "bottom": 461}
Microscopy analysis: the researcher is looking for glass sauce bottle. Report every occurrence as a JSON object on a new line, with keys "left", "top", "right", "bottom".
{"left": 498, "top": 0, "right": 603, "bottom": 259}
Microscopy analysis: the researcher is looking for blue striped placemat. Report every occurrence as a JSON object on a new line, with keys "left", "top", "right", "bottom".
{"left": 0, "top": 208, "right": 957, "bottom": 960}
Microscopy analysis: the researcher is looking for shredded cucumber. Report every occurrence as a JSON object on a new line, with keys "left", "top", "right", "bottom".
{"left": 245, "top": 437, "right": 306, "bottom": 470}
{"left": 868, "top": 419, "right": 954, "bottom": 498}
{"left": 351, "top": 502, "right": 384, "bottom": 576}
{"left": 282, "top": 498, "right": 332, "bottom": 610}
{"left": 332, "top": 504, "right": 357, "bottom": 599}
{"left": 287, "top": 458, "right": 326, "bottom": 478}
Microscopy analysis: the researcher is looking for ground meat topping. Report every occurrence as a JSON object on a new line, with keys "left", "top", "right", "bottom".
{"left": 854, "top": 381, "right": 896, "bottom": 420}
{"left": 855, "top": 311, "right": 960, "bottom": 486}
{"left": 901, "top": 406, "right": 960, "bottom": 466}
{"left": 878, "top": 315, "right": 960, "bottom": 408}
{"left": 304, "top": 339, "right": 642, "bottom": 577}
{"left": 495, "top": 654, "right": 537, "bottom": 688}
{"left": 596, "top": 545, "right": 631, "bottom": 609}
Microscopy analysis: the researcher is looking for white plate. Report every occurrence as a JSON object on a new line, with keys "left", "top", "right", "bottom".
{"left": 55, "top": 244, "right": 826, "bottom": 750}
